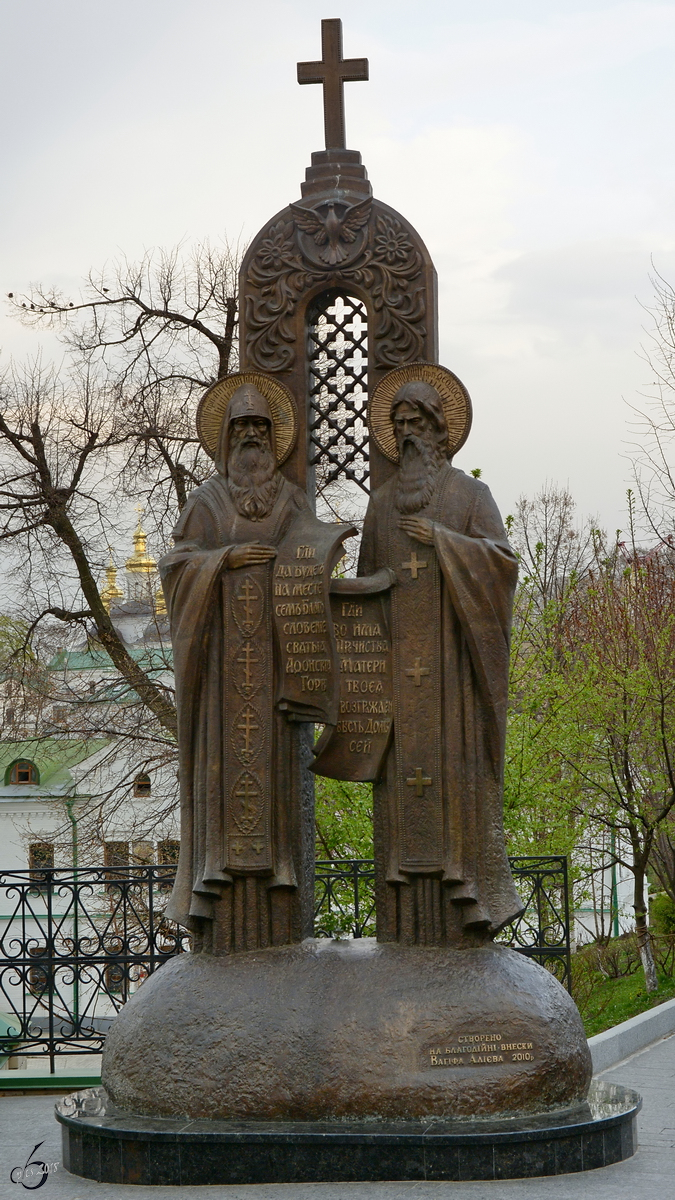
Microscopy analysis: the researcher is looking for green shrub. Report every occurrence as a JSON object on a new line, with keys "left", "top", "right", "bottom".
{"left": 651, "top": 893, "right": 675, "bottom": 935}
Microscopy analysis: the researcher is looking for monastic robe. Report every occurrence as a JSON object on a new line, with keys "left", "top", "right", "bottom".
{"left": 357, "top": 461, "right": 523, "bottom": 943}
{"left": 160, "top": 472, "right": 338, "bottom": 950}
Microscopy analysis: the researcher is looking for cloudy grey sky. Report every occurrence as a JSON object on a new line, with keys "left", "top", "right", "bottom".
{"left": 2, "top": 0, "right": 675, "bottom": 532}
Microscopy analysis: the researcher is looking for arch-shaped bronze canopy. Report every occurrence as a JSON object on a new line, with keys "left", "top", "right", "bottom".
{"left": 368, "top": 362, "right": 472, "bottom": 464}
{"left": 196, "top": 372, "right": 298, "bottom": 465}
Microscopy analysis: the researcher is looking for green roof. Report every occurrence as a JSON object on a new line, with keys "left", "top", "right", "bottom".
{"left": 49, "top": 646, "right": 172, "bottom": 672}
{"left": 0, "top": 738, "right": 110, "bottom": 790}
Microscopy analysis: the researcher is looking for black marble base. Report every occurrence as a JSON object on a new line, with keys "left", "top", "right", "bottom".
{"left": 55, "top": 1082, "right": 641, "bottom": 1185}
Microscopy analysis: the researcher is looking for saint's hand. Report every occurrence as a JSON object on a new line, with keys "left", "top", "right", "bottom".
{"left": 228, "top": 543, "right": 277, "bottom": 569}
{"left": 398, "top": 517, "right": 435, "bottom": 545}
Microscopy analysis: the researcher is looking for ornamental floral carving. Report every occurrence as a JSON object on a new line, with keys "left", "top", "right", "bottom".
{"left": 366, "top": 215, "right": 426, "bottom": 367}
{"left": 244, "top": 219, "right": 322, "bottom": 372}
{"left": 374, "top": 216, "right": 413, "bottom": 265}
{"left": 243, "top": 207, "right": 427, "bottom": 372}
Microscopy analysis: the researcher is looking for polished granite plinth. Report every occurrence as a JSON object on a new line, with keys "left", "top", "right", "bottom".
{"left": 55, "top": 1081, "right": 640, "bottom": 1185}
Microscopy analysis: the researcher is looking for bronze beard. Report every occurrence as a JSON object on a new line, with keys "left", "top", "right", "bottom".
{"left": 226, "top": 437, "right": 281, "bottom": 519}
{"left": 394, "top": 432, "right": 447, "bottom": 514}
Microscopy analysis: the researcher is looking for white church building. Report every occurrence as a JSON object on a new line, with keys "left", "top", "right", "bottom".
{"left": 0, "top": 518, "right": 179, "bottom": 877}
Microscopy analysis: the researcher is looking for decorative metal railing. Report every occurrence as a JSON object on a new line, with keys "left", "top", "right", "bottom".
{"left": 0, "top": 856, "right": 570, "bottom": 1069}
{"left": 0, "top": 866, "right": 186, "bottom": 1072}
{"left": 498, "top": 855, "right": 571, "bottom": 990}
{"left": 315, "top": 858, "right": 376, "bottom": 938}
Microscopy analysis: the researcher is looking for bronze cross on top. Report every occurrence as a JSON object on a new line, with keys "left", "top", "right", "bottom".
{"left": 297, "top": 19, "right": 368, "bottom": 150}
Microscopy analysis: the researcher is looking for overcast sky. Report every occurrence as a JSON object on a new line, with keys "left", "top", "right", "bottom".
{"left": 3, "top": 0, "right": 675, "bottom": 534}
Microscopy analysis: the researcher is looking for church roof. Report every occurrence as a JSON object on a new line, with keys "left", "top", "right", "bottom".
{"left": 0, "top": 737, "right": 110, "bottom": 799}
{"left": 48, "top": 646, "right": 172, "bottom": 672}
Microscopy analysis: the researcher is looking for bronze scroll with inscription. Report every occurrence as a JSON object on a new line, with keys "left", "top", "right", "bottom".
{"left": 312, "top": 582, "right": 393, "bottom": 782}
{"left": 272, "top": 517, "right": 356, "bottom": 726}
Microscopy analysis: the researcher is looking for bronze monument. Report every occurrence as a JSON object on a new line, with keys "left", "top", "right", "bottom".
{"left": 101, "top": 17, "right": 592, "bottom": 1131}
{"left": 161, "top": 375, "right": 353, "bottom": 951}
{"left": 316, "top": 364, "right": 524, "bottom": 945}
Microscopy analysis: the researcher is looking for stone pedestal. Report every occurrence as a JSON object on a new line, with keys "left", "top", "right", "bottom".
{"left": 56, "top": 1081, "right": 641, "bottom": 1185}
{"left": 101, "top": 939, "right": 591, "bottom": 1121}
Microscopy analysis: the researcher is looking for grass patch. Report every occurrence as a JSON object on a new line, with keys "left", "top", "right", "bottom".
{"left": 576, "top": 970, "right": 675, "bottom": 1038}
{"left": 572, "top": 931, "right": 675, "bottom": 1036}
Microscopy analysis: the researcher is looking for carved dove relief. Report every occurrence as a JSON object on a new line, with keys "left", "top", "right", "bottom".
{"left": 290, "top": 197, "right": 372, "bottom": 267}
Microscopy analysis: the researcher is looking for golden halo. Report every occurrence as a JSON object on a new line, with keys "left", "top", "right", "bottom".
{"left": 196, "top": 372, "right": 298, "bottom": 465}
{"left": 368, "top": 362, "right": 472, "bottom": 464}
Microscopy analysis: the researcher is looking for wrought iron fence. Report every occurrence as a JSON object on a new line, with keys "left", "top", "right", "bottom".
{"left": 0, "top": 866, "right": 186, "bottom": 1071}
{"left": 315, "top": 856, "right": 572, "bottom": 990}
{"left": 498, "top": 855, "right": 571, "bottom": 990}
{"left": 315, "top": 858, "right": 376, "bottom": 938}
{"left": 0, "top": 856, "right": 570, "bottom": 1069}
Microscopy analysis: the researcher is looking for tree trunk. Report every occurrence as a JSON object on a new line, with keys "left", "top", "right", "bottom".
{"left": 633, "top": 865, "right": 658, "bottom": 992}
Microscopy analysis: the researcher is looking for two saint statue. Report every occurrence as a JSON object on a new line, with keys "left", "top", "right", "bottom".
{"left": 160, "top": 365, "right": 523, "bottom": 953}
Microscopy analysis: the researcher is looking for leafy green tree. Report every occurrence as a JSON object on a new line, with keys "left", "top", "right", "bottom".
{"left": 504, "top": 485, "right": 675, "bottom": 992}
{"left": 557, "top": 524, "right": 675, "bottom": 991}
{"left": 315, "top": 777, "right": 373, "bottom": 860}
{"left": 504, "top": 487, "right": 593, "bottom": 860}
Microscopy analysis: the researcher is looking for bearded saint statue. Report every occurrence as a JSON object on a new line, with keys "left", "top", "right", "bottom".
{"left": 357, "top": 375, "right": 524, "bottom": 945}
{"left": 160, "top": 380, "right": 347, "bottom": 953}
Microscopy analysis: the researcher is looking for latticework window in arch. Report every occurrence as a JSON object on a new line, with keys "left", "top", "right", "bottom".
{"left": 307, "top": 290, "right": 369, "bottom": 497}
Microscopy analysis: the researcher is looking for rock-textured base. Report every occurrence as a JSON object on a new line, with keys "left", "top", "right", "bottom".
{"left": 102, "top": 939, "right": 591, "bottom": 1121}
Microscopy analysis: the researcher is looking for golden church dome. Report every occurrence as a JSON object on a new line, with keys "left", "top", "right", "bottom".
{"left": 125, "top": 512, "right": 157, "bottom": 576}
{"left": 100, "top": 554, "right": 125, "bottom": 612}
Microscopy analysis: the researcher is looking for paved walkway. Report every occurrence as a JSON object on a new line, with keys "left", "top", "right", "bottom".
{"left": 0, "top": 1034, "right": 673, "bottom": 1200}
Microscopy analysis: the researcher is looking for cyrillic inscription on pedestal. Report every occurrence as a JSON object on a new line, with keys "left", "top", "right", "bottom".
{"left": 423, "top": 1031, "right": 538, "bottom": 1069}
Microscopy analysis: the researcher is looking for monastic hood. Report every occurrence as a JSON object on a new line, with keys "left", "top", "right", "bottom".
{"left": 215, "top": 384, "right": 277, "bottom": 475}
